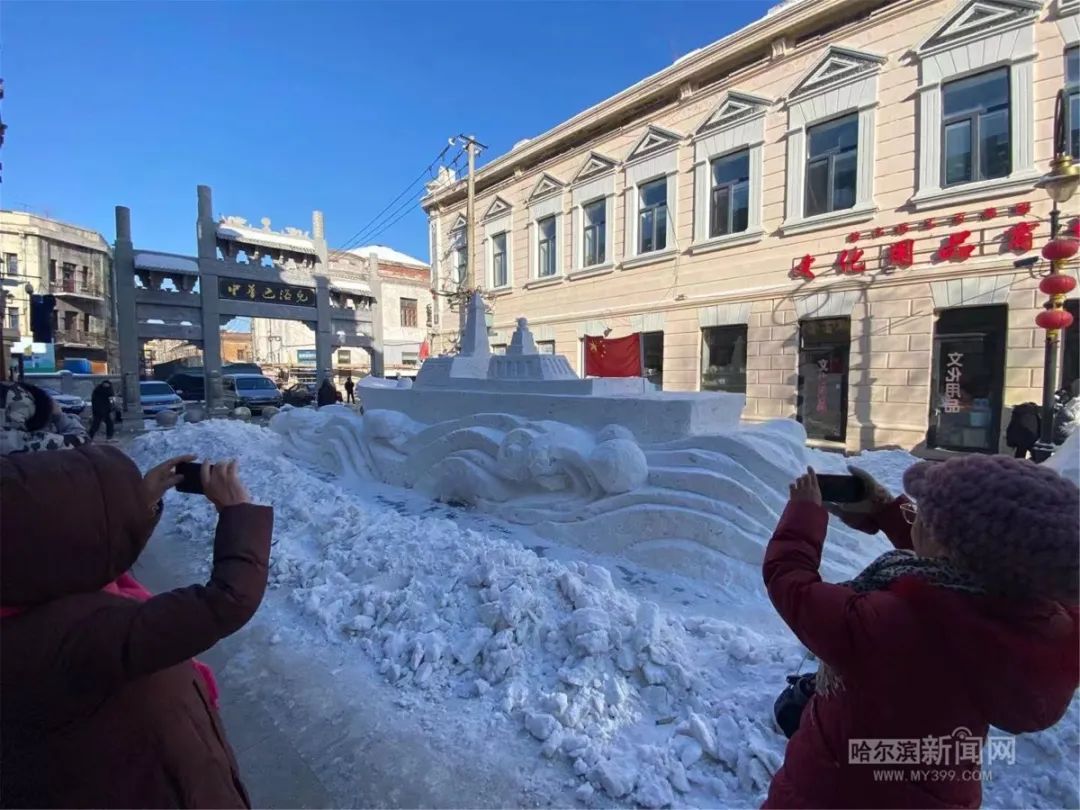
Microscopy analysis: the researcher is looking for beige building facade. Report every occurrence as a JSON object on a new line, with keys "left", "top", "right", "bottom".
{"left": 251, "top": 244, "right": 431, "bottom": 381}
{"left": 424, "top": 0, "right": 1080, "bottom": 453}
{"left": 0, "top": 210, "right": 116, "bottom": 372}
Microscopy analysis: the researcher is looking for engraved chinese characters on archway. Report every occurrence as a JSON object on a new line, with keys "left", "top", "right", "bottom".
{"left": 943, "top": 352, "right": 964, "bottom": 414}
{"left": 219, "top": 278, "right": 316, "bottom": 306}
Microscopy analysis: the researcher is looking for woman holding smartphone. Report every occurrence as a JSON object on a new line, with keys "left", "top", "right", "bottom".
{"left": 762, "top": 456, "right": 1078, "bottom": 808}
{"left": 1, "top": 445, "right": 272, "bottom": 808}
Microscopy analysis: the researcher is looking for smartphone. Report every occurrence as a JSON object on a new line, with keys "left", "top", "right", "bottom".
{"left": 175, "top": 461, "right": 211, "bottom": 495}
{"left": 817, "top": 474, "right": 867, "bottom": 504}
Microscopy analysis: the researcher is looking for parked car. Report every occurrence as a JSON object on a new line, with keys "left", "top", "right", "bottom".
{"left": 282, "top": 383, "right": 316, "bottom": 407}
{"left": 168, "top": 372, "right": 205, "bottom": 401}
{"left": 223, "top": 374, "right": 283, "bottom": 413}
{"left": 139, "top": 380, "right": 186, "bottom": 416}
{"left": 41, "top": 388, "right": 86, "bottom": 416}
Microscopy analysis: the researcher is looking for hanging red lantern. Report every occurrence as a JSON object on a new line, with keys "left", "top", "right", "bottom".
{"left": 1042, "top": 238, "right": 1079, "bottom": 261}
{"left": 1035, "top": 309, "right": 1075, "bottom": 330}
{"left": 1039, "top": 274, "right": 1078, "bottom": 296}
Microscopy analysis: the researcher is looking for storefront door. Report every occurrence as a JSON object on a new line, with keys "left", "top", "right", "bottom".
{"left": 643, "top": 331, "right": 664, "bottom": 389}
{"left": 797, "top": 317, "right": 851, "bottom": 442}
{"left": 927, "top": 305, "right": 1006, "bottom": 453}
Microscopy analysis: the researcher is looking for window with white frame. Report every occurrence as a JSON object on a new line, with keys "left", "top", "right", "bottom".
{"left": 483, "top": 197, "right": 513, "bottom": 288}
{"left": 638, "top": 178, "right": 668, "bottom": 254}
{"left": 450, "top": 229, "right": 467, "bottom": 284}
{"left": 537, "top": 217, "right": 557, "bottom": 277}
{"left": 492, "top": 232, "right": 508, "bottom": 287}
{"left": 526, "top": 177, "right": 563, "bottom": 281}
{"left": 1068, "top": 47, "right": 1079, "bottom": 161}
{"left": 623, "top": 126, "right": 680, "bottom": 261}
{"left": 710, "top": 150, "right": 750, "bottom": 237}
{"left": 911, "top": 0, "right": 1040, "bottom": 208}
{"left": 537, "top": 340, "right": 555, "bottom": 355}
{"left": 692, "top": 92, "right": 768, "bottom": 249}
{"left": 805, "top": 114, "right": 859, "bottom": 217}
{"left": 941, "top": 68, "right": 1011, "bottom": 186}
{"left": 582, "top": 199, "right": 606, "bottom": 266}
{"left": 781, "top": 46, "right": 883, "bottom": 234}
{"left": 570, "top": 152, "right": 616, "bottom": 272}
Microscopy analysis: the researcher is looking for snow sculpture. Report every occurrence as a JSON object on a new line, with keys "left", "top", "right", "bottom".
{"left": 272, "top": 293, "right": 881, "bottom": 579}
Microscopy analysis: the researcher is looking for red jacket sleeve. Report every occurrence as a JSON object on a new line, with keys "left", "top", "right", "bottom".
{"left": 61, "top": 503, "right": 273, "bottom": 690}
{"left": 763, "top": 500, "right": 891, "bottom": 671}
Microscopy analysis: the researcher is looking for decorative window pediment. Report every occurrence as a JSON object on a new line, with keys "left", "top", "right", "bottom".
{"left": 483, "top": 196, "right": 513, "bottom": 220}
{"left": 449, "top": 213, "right": 467, "bottom": 231}
{"left": 573, "top": 152, "right": 617, "bottom": 183}
{"left": 528, "top": 173, "right": 565, "bottom": 202}
{"left": 789, "top": 46, "right": 886, "bottom": 99}
{"left": 625, "top": 125, "right": 683, "bottom": 163}
{"left": 916, "top": 0, "right": 1040, "bottom": 54}
{"left": 696, "top": 91, "right": 772, "bottom": 136}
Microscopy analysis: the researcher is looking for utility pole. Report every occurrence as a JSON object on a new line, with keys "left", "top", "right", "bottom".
{"left": 455, "top": 135, "right": 487, "bottom": 338}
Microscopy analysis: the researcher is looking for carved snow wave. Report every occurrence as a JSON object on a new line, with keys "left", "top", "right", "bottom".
{"left": 270, "top": 405, "right": 880, "bottom": 580}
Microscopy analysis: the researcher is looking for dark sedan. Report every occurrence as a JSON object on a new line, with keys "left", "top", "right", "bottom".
{"left": 282, "top": 383, "right": 316, "bottom": 407}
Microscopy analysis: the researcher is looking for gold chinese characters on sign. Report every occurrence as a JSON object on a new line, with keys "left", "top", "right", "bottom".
{"left": 218, "top": 278, "right": 316, "bottom": 307}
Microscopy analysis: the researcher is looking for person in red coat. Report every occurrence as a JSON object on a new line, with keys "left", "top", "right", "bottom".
{"left": 763, "top": 455, "right": 1079, "bottom": 809}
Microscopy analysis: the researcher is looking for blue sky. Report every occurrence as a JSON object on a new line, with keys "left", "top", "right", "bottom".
{"left": 3, "top": 1, "right": 769, "bottom": 262}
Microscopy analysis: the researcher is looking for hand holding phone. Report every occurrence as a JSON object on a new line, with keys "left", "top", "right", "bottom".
{"left": 816, "top": 474, "right": 868, "bottom": 504}
{"left": 175, "top": 461, "right": 210, "bottom": 494}
{"left": 142, "top": 455, "right": 197, "bottom": 513}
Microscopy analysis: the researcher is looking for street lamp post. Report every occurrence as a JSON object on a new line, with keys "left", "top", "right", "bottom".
{"left": 1031, "top": 88, "right": 1080, "bottom": 462}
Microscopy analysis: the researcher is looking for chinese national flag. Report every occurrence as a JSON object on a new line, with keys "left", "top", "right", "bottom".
{"left": 584, "top": 333, "right": 641, "bottom": 377}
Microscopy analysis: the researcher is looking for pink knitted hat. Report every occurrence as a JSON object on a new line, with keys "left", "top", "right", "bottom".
{"left": 903, "top": 455, "right": 1080, "bottom": 602}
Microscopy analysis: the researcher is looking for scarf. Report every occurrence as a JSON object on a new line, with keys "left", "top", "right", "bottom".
{"left": 0, "top": 572, "right": 219, "bottom": 708}
{"left": 815, "top": 550, "right": 986, "bottom": 696}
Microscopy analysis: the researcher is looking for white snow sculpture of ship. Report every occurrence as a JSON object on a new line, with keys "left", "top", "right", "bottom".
{"left": 271, "top": 292, "right": 880, "bottom": 580}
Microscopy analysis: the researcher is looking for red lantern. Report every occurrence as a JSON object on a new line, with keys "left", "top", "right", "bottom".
{"left": 1042, "top": 238, "right": 1079, "bottom": 261}
{"left": 1039, "top": 274, "right": 1078, "bottom": 296}
{"left": 1035, "top": 309, "right": 1075, "bottom": 330}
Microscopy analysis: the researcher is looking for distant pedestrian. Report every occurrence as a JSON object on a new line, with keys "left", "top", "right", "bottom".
{"left": 89, "top": 380, "right": 115, "bottom": 441}
{"left": 344, "top": 375, "right": 355, "bottom": 404}
{"left": 317, "top": 378, "right": 337, "bottom": 408}
{"left": 1006, "top": 401, "right": 1041, "bottom": 459}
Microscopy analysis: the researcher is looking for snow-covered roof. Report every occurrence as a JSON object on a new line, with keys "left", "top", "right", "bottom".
{"left": 134, "top": 251, "right": 200, "bottom": 275}
{"left": 330, "top": 279, "right": 374, "bottom": 296}
{"left": 217, "top": 223, "right": 317, "bottom": 255}
{"left": 347, "top": 245, "right": 428, "bottom": 269}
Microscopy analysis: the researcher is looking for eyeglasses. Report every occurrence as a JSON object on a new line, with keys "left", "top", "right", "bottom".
{"left": 900, "top": 502, "right": 918, "bottom": 525}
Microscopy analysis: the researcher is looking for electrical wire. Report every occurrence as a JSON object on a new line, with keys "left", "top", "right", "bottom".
{"left": 328, "top": 142, "right": 461, "bottom": 261}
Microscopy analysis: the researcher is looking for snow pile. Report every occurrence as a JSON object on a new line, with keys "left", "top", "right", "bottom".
{"left": 270, "top": 408, "right": 882, "bottom": 580}
{"left": 131, "top": 422, "right": 1080, "bottom": 809}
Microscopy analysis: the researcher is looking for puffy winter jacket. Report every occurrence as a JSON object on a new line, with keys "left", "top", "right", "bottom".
{"left": 762, "top": 498, "right": 1078, "bottom": 809}
{"left": 0, "top": 445, "right": 273, "bottom": 808}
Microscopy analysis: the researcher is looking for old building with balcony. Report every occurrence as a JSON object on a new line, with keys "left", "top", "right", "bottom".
{"left": 424, "top": 0, "right": 1080, "bottom": 453}
{"left": 0, "top": 210, "right": 116, "bottom": 371}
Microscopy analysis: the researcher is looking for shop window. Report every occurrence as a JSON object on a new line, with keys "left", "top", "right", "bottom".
{"left": 402, "top": 351, "right": 419, "bottom": 367}
{"left": 797, "top": 317, "right": 851, "bottom": 442}
{"left": 701, "top": 325, "right": 748, "bottom": 394}
{"left": 537, "top": 340, "right": 556, "bottom": 355}
{"left": 642, "top": 331, "right": 664, "bottom": 389}
{"left": 492, "top": 344, "right": 507, "bottom": 355}
{"left": 1062, "top": 299, "right": 1079, "bottom": 394}
{"left": 337, "top": 349, "right": 351, "bottom": 365}
{"left": 927, "top": 305, "right": 1006, "bottom": 453}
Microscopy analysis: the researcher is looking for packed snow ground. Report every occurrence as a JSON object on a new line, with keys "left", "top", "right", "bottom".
{"left": 132, "top": 421, "right": 1079, "bottom": 809}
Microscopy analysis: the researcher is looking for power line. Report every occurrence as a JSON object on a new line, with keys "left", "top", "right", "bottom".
{"left": 335, "top": 147, "right": 466, "bottom": 256}
{"left": 328, "top": 141, "right": 460, "bottom": 261}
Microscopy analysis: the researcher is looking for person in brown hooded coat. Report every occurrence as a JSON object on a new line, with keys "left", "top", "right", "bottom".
{"left": 0, "top": 445, "right": 273, "bottom": 808}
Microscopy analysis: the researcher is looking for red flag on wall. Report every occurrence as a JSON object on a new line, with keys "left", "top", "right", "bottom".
{"left": 584, "top": 333, "right": 641, "bottom": 377}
